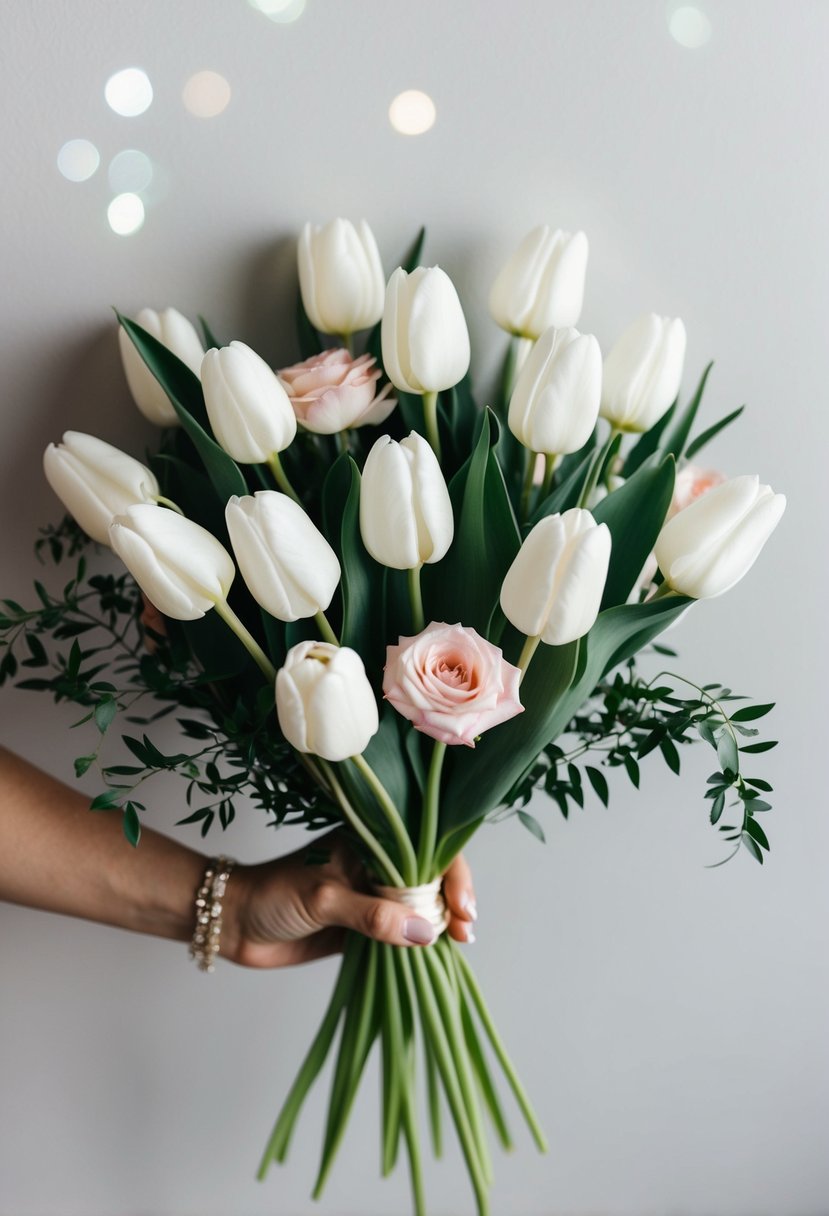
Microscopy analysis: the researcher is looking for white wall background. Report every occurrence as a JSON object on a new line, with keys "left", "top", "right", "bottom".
{"left": 1, "top": 2, "right": 826, "bottom": 1214}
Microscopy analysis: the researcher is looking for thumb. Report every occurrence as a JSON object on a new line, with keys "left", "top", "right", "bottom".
{"left": 312, "top": 882, "right": 438, "bottom": 947}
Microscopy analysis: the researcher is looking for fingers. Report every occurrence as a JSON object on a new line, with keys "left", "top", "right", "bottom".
{"left": 442, "top": 852, "right": 477, "bottom": 944}
{"left": 310, "top": 881, "right": 439, "bottom": 948}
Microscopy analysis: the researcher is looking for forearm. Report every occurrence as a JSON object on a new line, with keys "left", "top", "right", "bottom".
{"left": 0, "top": 746, "right": 237, "bottom": 951}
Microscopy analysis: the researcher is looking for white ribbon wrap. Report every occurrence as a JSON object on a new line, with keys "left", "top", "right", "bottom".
{"left": 373, "top": 878, "right": 449, "bottom": 937}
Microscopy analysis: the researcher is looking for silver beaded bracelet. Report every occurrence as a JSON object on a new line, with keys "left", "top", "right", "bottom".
{"left": 189, "top": 855, "right": 235, "bottom": 972}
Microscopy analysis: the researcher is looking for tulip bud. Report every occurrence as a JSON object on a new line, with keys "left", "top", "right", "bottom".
{"left": 489, "top": 226, "right": 589, "bottom": 340}
{"left": 500, "top": 508, "right": 611, "bottom": 644}
{"left": 276, "top": 640, "right": 379, "bottom": 761}
{"left": 600, "top": 313, "right": 686, "bottom": 433}
{"left": 654, "top": 474, "right": 785, "bottom": 599}
{"left": 298, "top": 218, "right": 385, "bottom": 336}
{"left": 118, "top": 308, "right": 204, "bottom": 427}
{"left": 109, "top": 504, "right": 235, "bottom": 620}
{"left": 381, "top": 267, "right": 471, "bottom": 395}
{"left": 225, "top": 492, "right": 341, "bottom": 621}
{"left": 360, "top": 432, "right": 454, "bottom": 570}
{"left": 508, "top": 326, "right": 602, "bottom": 456}
{"left": 43, "top": 431, "right": 160, "bottom": 546}
{"left": 201, "top": 341, "right": 297, "bottom": 464}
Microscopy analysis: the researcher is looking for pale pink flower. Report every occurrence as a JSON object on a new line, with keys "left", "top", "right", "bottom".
{"left": 670, "top": 465, "right": 726, "bottom": 517}
{"left": 278, "top": 348, "right": 395, "bottom": 435}
{"left": 383, "top": 621, "right": 523, "bottom": 747}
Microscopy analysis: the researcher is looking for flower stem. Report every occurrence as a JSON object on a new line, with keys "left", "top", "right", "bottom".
{"left": 315, "top": 609, "right": 340, "bottom": 645}
{"left": 341, "top": 333, "right": 353, "bottom": 355}
{"left": 350, "top": 753, "right": 418, "bottom": 885}
{"left": 213, "top": 599, "right": 276, "bottom": 682}
{"left": 153, "top": 494, "right": 183, "bottom": 514}
{"left": 576, "top": 428, "right": 619, "bottom": 510}
{"left": 267, "top": 451, "right": 301, "bottom": 503}
{"left": 408, "top": 565, "right": 425, "bottom": 633}
{"left": 418, "top": 741, "right": 447, "bottom": 882}
{"left": 422, "top": 391, "right": 441, "bottom": 460}
{"left": 335, "top": 429, "right": 351, "bottom": 457}
{"left": 318, "top": 760, "right": 404, "bottom": 887}
{"left": 517, "top": 634, "right": 541, "bottom": 684}
{"left": 519, "top": 448, "right": 537, "bottom": 523}
{"left": 540, "top": 452, "right": 558, "bottom": 500}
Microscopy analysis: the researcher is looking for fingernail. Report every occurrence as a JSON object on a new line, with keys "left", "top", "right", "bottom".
{"left": 461, "top": 892, "right": 478, "bottom": 921}
{"left": 404, "top": 916, "right": 436, "bottom": 945}
{"left": 465, "top": 925, "right": 476, "bottom": 944}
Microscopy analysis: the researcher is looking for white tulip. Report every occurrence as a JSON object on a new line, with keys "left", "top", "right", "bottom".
{"left": 508, "top": 326, "right": 602, "bottom": 456}
{"left": 109, "top": 504, "right": 235, "bottom": 621}
{"left": 276, "top": 640, "right": 379, "bottom": 761}
{"left": 600, "top": 313, "right": 687, "bottom": 433}
{"left": 118, "top": 307, "right": 204, "bottom": 427}
{"left": 489, "top": 226, "right": 589, "bottom": 339}
{"left": 655, "top": 474, "right": 786, "bottom": 599}
{"left": 360, "top": 432, "right": 454, "bottom": 570}
{"left": 43, "top": 431, "right": 160, "bottom": 546}
{"left": 225, "top": 492, "right": 341, "bottom": 622}
{"left": 201, "top": 341, "right": 297, "bottom": 463}
{"left": 381, "top": 266, "right": 471, "bottom": 395}
{"left": 500, "top": 508, "right": 611, "bottom": 644}
{"left": 298, "top": 218, "right": 385, "bottom": 336}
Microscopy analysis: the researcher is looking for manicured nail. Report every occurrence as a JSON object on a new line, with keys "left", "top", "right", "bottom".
{"left": 404, "top": 916, "right": 436, "bottom": 945}
{"left": 465, "top": 925, "right": 476, "bottom": 944}
{"left": 461, "top": 892, "right": 478, "bottom": 921}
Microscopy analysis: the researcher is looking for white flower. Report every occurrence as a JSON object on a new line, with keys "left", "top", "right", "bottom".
{"left": 360, "top": 432, "right": 454, "bottom": 570}
{"left": 43, "top": 431, "right": 159, "bottom": 546}
{"left": 508, "top": 326, "right": 602, "bottom": 455}
{"left": 489, "top": 226, "right": 589, "bottom": 339}
{"left": 201, "top": 341, "right": 297, "bottom": 463}
{"left": 600, "top": 313, "right": 686, "bottom": 433}
{"left": 276, "top": 641, "right": 379, "bottom": 761}
{"left": 381, "top": 267, "right": 471, "bottom": 395}
{"left": 118, "top": 308, "right": 204, "bottom": 426}
{"left": 298, "top": 218, "right": 385, "bottom": 336}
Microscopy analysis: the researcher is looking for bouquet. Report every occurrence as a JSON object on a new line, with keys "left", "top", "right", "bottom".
{"left": 0, "top": 218, "right": 786, "bottom": 1216}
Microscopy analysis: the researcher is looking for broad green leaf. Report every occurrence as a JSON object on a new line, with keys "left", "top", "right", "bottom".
{"left": 622, "top": 402, "right": 676, "bottom": 476}
{"left": 685, "top": 406, "right": 745, "bottom": 461}
{"left": 199, "top": 315, "right": 221, "bottom": 350}
{"left": 662, "top": 362, "right": 714, "bottom": 460}
{"left": 591, "top": 454, "right": 676, "bottom": 609}
{"left": 117, "top": 314, "right": 247, "bottom": 503}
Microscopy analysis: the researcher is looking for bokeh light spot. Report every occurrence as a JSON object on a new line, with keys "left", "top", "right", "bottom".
{"left": 107, "top": 193, "right": 145, "bottom": 236}
{"left": 248, "top": 0, "right": 306, "bottom": 23}
{"left": 182, "top": 70, "right": 232, "bottom": 117}
{"left": 105, "top": 68, "right": 153, "bottom": 117}
{"left": 108, "top": 149, "right": 154, "bottom": 194}
{"left": 57, "top": 139, "right": 100, "bottom": 182}
{"left": 668, "top": 5, "right": 712, "bottom": 48}
{"left": 389, "top": 90, "right": 436, "bottom": 136}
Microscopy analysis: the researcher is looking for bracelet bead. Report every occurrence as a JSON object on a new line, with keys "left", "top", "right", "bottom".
{"left": 189, "top": 855, "right": 235, "bottom": 972}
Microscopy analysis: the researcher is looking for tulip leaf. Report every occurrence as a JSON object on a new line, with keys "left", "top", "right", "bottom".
{"left": 591, "top": 453, "right": 676, "bottom": 609}
{"left": 662, "top": 361, "right": 714, "bottom": 461}
{"left": 622, "top": 403, "right": 676, "bottom": 477}
{"left": 199, "top": 315, "right": 222, "bottom": 351}
{"left": 423, "top": 410, "right": 520, "bottom": 637}
{"left": 321, "top": 455, "right": 385, "bottom": 677}
{"left": 684, "top": 405, "right": 745, "bottom": 461}
{"left": 528, "top": 447, "right": 595, "bottom": 526}
{"left": 117, "top": 314, "right": 248, "bottom": 504}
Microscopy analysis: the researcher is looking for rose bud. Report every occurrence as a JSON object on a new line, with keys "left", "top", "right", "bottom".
{"left": 298, "top": 218, "right": 385, "bottom": 337}
{"left": 118, "top": 307, "right": 204, "bottom": 427}
{"left": 489, "top": 225, "right": 589, "bottom": 339}
{"left": 279, "top": 349, "right": 395, "bottom": 435}
{"left": 276, "top": 641, "right": 379, "bottom": 761}
{"left": 109, "top": 504, "right": 235, "bottom": 621}
{"left": 381, "top": 266, "right": 471, "bottom": 395}
{"left": 508, "top": 326, "right": 602, "bottom": 456}
{"left": 43, "top": 431, "right": 160, "bottom": 546}
{"left": 225, "top": 492, "right": 341, "bottom": 621}
{"left": 383, "top": 622, "right": 523, "bottom": 747}
{"left": 201, "top": 341, "right": 297, "bottom": 464}
{"left": 600, "top": 313, "right": 687, "bottom": 433}
{"left": 655, "top": 474, "right": 786, "bottom": 599}
{"left": 500, "top": 508, "right": 611, "bottom": 645}
{"left": 359, "top": 432, "right": 454, "bottom": 570}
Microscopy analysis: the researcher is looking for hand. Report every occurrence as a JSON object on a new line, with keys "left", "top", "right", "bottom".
{"left": 224, "top": 832, "right": 477, "bottom": 968}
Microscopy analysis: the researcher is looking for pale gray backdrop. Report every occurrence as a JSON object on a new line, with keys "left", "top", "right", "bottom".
{"left": 0, "top": 2, "right": 826, "bottom": 1214}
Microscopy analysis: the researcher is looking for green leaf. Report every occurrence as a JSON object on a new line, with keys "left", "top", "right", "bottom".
{"left": 746, "top": 777, "right": 773, "bottom": 792}
{"left": 116, "top": 314, "right": 247, "bottom": 504}
{"left": 739, "top": 740, "right": 778, "bottom": 754}
{"left": 717, "top": 731, "right": 739, "bottom": 776}
{"left": 741, "top": 834, "right": 764, "bottom": 864}
{"left": 622, "top": 402, "right": 676, "bottom": 476}
{"left": 89, "top": 788, "right": 126, "bottom": 811}
{"left": 661, "top": 362, "right": 714, "bottom": 460}
{"left": 74, "top": 755, "right": 95, "bottom": 778}
{"left": 528, "top": 447, "right": 594, "bottom": 524}
{"left": 517, "top": 810, "right": 546, "bottom": 843}
{"left": 685, "top": 406, "right": 745, "bottom": 461}
{"left": 586, "top": 765, "right": 609, "bottom": 807}
{"left": 730, "top": 703, "right": 774, "bottom": 722}
{"left": 122, "top": 804, "right": 141, "bottom": 847}
{"left": 591, "top": 454, "right": 676, "bottom": 609}
{"left": 710, "top": 790, "right": 726, "bottom": 824}
{"left": 624, "top": 754, "right": 640, "bottom": 788}
{"left": 94, "top": 698, "right": 117, "bottom": 734}
{"left": 198, "top": 315, "right": 221, "bottom": 351}
{"left": 659, "top": 737, "right": 681, "bottom": 774}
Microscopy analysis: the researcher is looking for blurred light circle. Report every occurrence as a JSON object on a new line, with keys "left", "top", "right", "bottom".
{"left": 389, "top": 90, "right": 436, "bottom": 136}
{"left": 57, "top": 139, "right": 100, "bottom": 182}
{"left": 182, "top": 70, "right": 232, "bottom": 117}
{"left": 105, "top": 68, "right": 153, "bottom": 117}
{"left": 668, "top": 5, "right": 712, "bottom": 48}
{"left": 108, "top": 149, "right": 154, "bottom": 194}
{"left": 107, "top": 193, "right": 145, "bottom": 236}
{"left": 248, "top": 0, "right": 306, "bottom": 23}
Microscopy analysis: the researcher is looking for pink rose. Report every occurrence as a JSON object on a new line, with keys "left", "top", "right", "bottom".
{"left": 383, "top": 621, "right": 524, "bottom": 747}
{"left": 670, "top": 465, "right": 726, "bottom": 516}
{"left": 278, "top": 348, "right": 395, "bottom": 435}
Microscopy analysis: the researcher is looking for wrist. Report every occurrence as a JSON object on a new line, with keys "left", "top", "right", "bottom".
{"left": 215, "top": 862, "right": 253, "bottom": 966}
